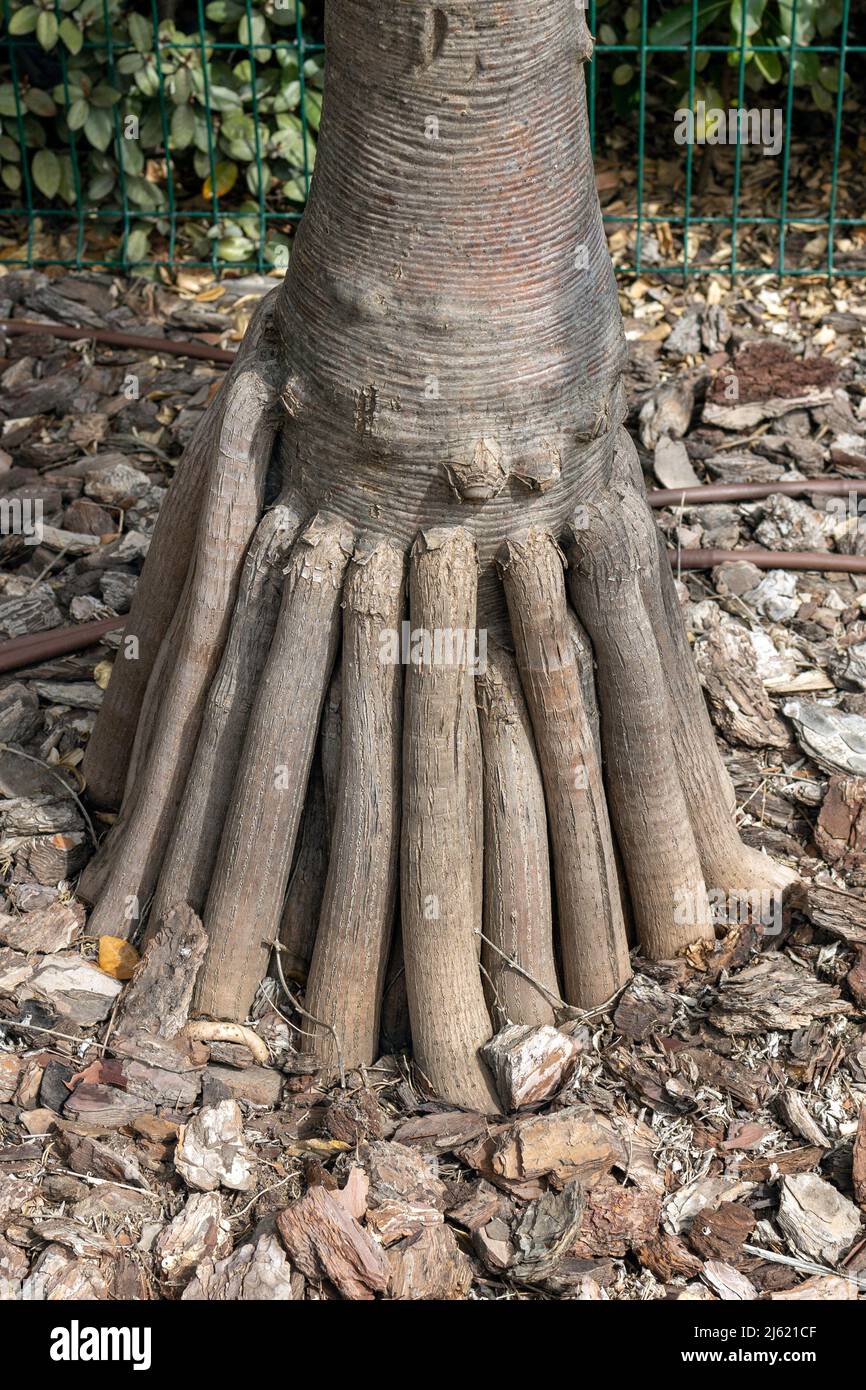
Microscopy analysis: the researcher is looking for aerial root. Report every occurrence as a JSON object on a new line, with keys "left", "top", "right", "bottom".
{"left": 303, "top": 539, "right": 405, "bottom": 1073}
{"left": 193, "top": 515, "right": 352, "bottom": 1021}
{"left": 499, "top": 527, "right": 631, "bottom": 1010}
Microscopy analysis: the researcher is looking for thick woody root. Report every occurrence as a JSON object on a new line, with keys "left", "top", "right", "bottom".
{"left": 302, "top": 540, "right": 405, "bottom": 1073}
{"left": 78, "top": 303, "right": 287, "bottom": 931}
{"left": 611, "top": 429, "right": 800, "bottom": 910}
{"left": 81, "top": 293, "right": 282, "bottom": 810}
{"left": 194, "top": 517, "right": 352, "bottom": 1020}
{"left": 500, "top": 530, "right": 631, "bottom": 1010}
{"left": 566, "top": 482, "right": 714, "bottom": 959}
{"left": 475, "top": 640, "right": 559, "bottom": 1027}
{"left": 400, "top": 529, "right": 500, "bottom": 1112}
{"left": 148, "top": 501, "right": 300, "bottom": 934}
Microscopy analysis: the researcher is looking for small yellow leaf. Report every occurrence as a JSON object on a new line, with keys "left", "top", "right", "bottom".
{"left": 203, "top": 161, "right": 238, "bottom": 198}
{"left": 98, "top": 936, "right": 140, "bottom": 980}
{"left": 93, "top": 659, "right": 113, "bottom": 690}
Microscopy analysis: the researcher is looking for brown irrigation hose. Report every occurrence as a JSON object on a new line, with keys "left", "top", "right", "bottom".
{"left": 649, "top": 478, "right": 866, "bottom": 508}
{"left": 0, "top": 616, "right": 123, "bottom": 674}
{"left": 1, "top": 318, "right": 236, "bottom": 365}
{"left": 673, "top": 548, "right": 866, "bottom": 574}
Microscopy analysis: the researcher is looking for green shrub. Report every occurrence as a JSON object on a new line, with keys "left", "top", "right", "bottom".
{"left": 0, "top": 0, "right": 324, "bottom": 267}
{"left": 597, "top": 0, "right": 850, "bottom": 121}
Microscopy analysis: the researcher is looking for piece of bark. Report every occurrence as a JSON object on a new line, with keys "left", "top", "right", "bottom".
{"left": 276, "top": 1184, "right": 390, "bottom": 1300}
{"left": 709, "top": 957, "right": 852, "bottom": 1035}
{"left": 847, "top": 948, "right": 866, "bottom": 1009}
{"left": 490, "top": 1105, "right": 622, "bottom": 1186}
{"left": 482, "top": 1024, "right": 579, "bottom": 1111}
{"left": 175, "top": 1100, "right": 255, "bottom": 1193}
{"left": 0, "top": 1055, "right": 22, "bottom": 1102}
{"left": 777, "top": 1172, "right": 862, "bottom": 1264}
{"left": 510, "top": 1179, "right": 586, "bottom": 1281}
{"left": 0, "top": 900, "right": 84, "bottom": 954}
{"left": 635, "top": 1231, "right": 703, "bottom": 1282}
{"left": 767, "top": 1274, "right": 859, "bottom": 1300}
{"left": 736, "top": 1146, "right": 825, "bottom": 1183}
{"left": 688, "top": 1202, "right": 755, "bottom": 1262}
{"left": 154, "top": 1192, "right": 232, "bottom": 1285}
{"left": 182, "top": 1234, "right": 299, "bottom": 1301}
{"left": 112, "top": 903, "right": 207, "bottom": 1042}
{"left": 202, "top": 1065, "right": 282, "bottom": 1109}
{"left": 53, "top": 1128, "right": 147, "bottom": 1189}
{"left": 663, "top": 1176, "right": 755, "bottom": 1235}
{"left": 359, "top": 1138, "right": 448, "bottom": 1246}
{"left": 323, "top": 1088, "right": 390, "bottom": 1145}
{"left": 701, "top": 1260, "right": 758, "bottom": 1301}
{"left": 334, "top": 1165, "right": 370, "bottom": 1222}
{"left": 613, "top": 975, "right": 675, "bottom": 1041}
{"left": 0, "top": 681, "right": 41, "bottom": 743}
{"left": 675, "top": 1047, "right": 767, "bottom": 1111}
{"left": 816, "top": 776, "right": 866, "bottom": 872}
{"left": 391, "top": 1110, "right": 485, "bottom": 1153}
{"left": 387, "top": 1223, "right": 473, "bottom": 1300}
{"left": 26, "top": 832, "right": 88, "bottom": 884}
{"left": 693, "top": 620, "right": 790, "bottom": 750}
{"left": 61, "top": 1084, "right": 153, "bottom": 1128}
{"left": 571, "top": 1177, "right": 662, "bottom": 1258}
{"left": 806, "top": 885, "right": 866, "bottom": 946}
{"left": 22, "top": 953, "right": 122, "bottom": 1026}
{"left": 777, "top": 1088, "right": 832, "bottom": 1149}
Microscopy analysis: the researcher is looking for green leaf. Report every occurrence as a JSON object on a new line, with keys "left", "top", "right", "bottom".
{"left": 217, "top": 235, "right": 255, "bottom": 262}
{"left": 127, "top": 12, "right": 153, "bottom": 53}
{"left": 67, "top": 97, "right": 90, "bottom": 131}
{"left": 2, "top": 165, "right": 22, "bottom": 192}
{"left": 84, "top": 107, "right": 114, "bottom": 152}
{"left": 752, "top": 41, "right": 782, "bottom": 83}
{"left": 90, "top": 84, "right": 122, "bottom": 108}
{"left": 8, "top": 6, "right": 39, "bottom": 36}
{"left": 171, "top": 104, "right": 196, "bottom": 150}
{"left": 126, "top": 226, "right": 151, "bottom": 263}
{"left": 88, "top": 169, "right": 116, "bottom": 200}
{"left": 24, "top": 89, "right": 57, "bottom": 118}
{"left": 649, "top": 0, "right": 727, "bottom": 45}
{"left": 35, "top": 10, "right": 59, "bottom": 50}
{"left": 0, "top": 86, "right": 18, "bottom": 118}
{"left": 32, "top": 148, "right": 61, "bottom": 199}
{"left": 730, "top": 0, "right": 768, "bottom": 39}
{"left": 59, "top": 17, "right": 84, "bottom": 54}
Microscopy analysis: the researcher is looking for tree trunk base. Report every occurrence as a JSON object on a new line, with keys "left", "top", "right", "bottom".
{"left": 79, "top": 309, "right": 800, "bottom": 1112}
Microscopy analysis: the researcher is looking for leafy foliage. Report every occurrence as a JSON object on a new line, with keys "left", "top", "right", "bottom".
{"left": 597, "top": 0, "right": 849, "bottom": 120}
{"left": 0, "top": 0, "right": 323, "bottom": 266}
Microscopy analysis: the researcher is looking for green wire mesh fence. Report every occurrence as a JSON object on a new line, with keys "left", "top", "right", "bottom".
{"left": 0, "top": 0, "right": 864, "bottom": 278}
